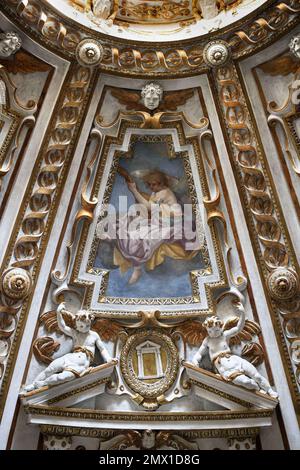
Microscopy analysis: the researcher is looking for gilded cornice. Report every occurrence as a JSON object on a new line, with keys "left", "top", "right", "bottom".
{"left": 0, "top": 1, "right": 299, "bottom": 77}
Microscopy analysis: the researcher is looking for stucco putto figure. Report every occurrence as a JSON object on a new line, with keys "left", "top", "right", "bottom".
{"left": 24, "top": 304, "right": 112, "bottom": 391}
{"left": 141, "top": 82, "right": 163, "bottom": 111}
{"left": 92, "top": 0, "right": 112, "bottom": 20}
{"left": 290, "top": 34, "right": 300, "bottom": 60}
{"left": 198, "top": 0, "right": 219, "bottom": 19}
{"left": 192, "top": 301, "right": 278, "bottom": 398}
{"left": 0, "top": 32, "right": 22, "bottom": 58}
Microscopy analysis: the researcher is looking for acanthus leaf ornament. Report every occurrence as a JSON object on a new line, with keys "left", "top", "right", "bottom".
{"left": 0, "top": 32, "right": 22, "bottom": 58}
{"left": 1, "top": 1, "right": 300, "bottom": 76}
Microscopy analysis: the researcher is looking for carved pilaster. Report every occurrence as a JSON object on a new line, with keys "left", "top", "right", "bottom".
{"left": 212, "top": 59, "right": 300, "bottom": 419}
{"left": 0, "top": 64, "right": 98, "bottom": 420}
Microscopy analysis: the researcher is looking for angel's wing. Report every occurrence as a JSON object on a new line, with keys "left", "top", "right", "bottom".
{"left": 92, "top": 318, "right": 123, "bottom": 341}
{"left": 130, "top": 170, "right": 153, "bottom": 180}
{"left": 223, "top": 317, "right": 261, "bottom": 346}
{"left": 259, "top": 55, "right": 299, "bottom": 77}
{"left": 174, "top": 321, "right": 207, "bottom": 346}
{"left": 159, "top": 89, "right": 194, "bottom": 111}
{"left": 0, "top": 51, "right": 51, "bottom": 74}
{"left": 169, "top": 176, "right": 188, "bottom": 195}
{"left": 241, "top": 342, "right": 264, "bottom": 367}
{"left": 130, "top": 170, "right": 181, "bottom": 191}
{"left": 110, "top": 88, "right": 146, "bottom": 111}
{"left": 40, "top": 310, "right": 74, "bottom": 334}
{"left": 33, "top": 336, "right": 60, "bottom": 364}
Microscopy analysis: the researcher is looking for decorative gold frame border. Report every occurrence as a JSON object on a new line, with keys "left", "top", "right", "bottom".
{"left": 86, "top": 133, "right": 211, "bottom": 306}
{"left": 0, "top": 65, "right": 99, "bottom": 421}
{"left": 39, "top": 423, "right": 260, "bottom": 439}
{"left": 25, "top": 403, "right": 273, "bottom": 421}
{"left": 0, "top": 108, "right": 21, "bottom": 170}
{"left": 69, "top": 119, "right": 229, "bottom": 316}
{"left": 120, "top": 329, "right": 179, "bottom": 402}
{"left": 210, "top": 60, "right": 300, "bottom": 422}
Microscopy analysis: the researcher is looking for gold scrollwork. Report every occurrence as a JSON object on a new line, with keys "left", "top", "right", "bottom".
{"left": 1, "top": 1, "right": 300, "bottom": 76}
{"left": 0, "top": 65, "right": 96, "bottom": 420}
{"left": 214, "top": 61, "right": 300, "bottom": 418}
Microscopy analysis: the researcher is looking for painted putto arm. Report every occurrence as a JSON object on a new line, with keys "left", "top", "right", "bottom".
{"left": 128, "top": 182, "right": 152, "bottom": 210}
{"left": 224, "top": 301, "right": 245, "bottom": 338}
{"left": 56, "top": 303, "right": 74, "bottom": 338}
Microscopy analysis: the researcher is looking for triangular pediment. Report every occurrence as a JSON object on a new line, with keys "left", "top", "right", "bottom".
{"left": 20, "top": 361, "right": 117, "bottom": 409}
{"left": 20, "top": 361, "right": 277, "bottom": 434}
{"left": 183, "top": 362, "right": 278, "bottom": 411}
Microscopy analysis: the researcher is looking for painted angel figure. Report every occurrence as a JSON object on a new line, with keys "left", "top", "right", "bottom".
{"left": 24, "top": 304, "right": 112, "bottom": 391}
{"left": 98, "top": 168, "right": 203, "bottom": 285}
{"left": 188, "top": 301, "right": 278, "bottom": 398}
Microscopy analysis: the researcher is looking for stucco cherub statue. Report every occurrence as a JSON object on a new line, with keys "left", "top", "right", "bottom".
{"left": 189, "top": 300, "right": 278, "bottom": 398}
{"left": 92, "top": 0, "right": 112, "bottom": 20}
{"left": 24, "top": 304, "right": 112, "bottom": 391}
{"left": 0, "top": 32, "right": 22, "bottom": 58}
{"left": 290, "top": 34, "right": 300, "bottom": 60}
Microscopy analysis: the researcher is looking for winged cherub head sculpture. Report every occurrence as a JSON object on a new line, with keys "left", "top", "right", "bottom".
{"left": 141, "top": 82, "right": 163, "bottom": 111}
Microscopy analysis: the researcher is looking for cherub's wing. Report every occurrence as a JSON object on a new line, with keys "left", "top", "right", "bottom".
{"left": 168, "top": 175, "right": 188, "bottom": 195}
{"left": 259, "top": 55, "right": 299, "bottom": 77}
{"left": 0, "top": 51, "right": 51, "bottom": 74}
{"left": 110, "top": 88, "right": 146, "bottom": 111}
{"left": 33, "top": 337, "right": 61, "bottom": 364}
{"left": 224, "top": 317, "right": 261, "bottom": 346}
{"left": 130, "top": 170, "right": 152, "bottom": 180}
{"left": 40, "top": 310, "right": 74, "bottom": 334}
{"left": 159, "top": 89, "right": 194, "bottom": 111}
{"left": 174, "top": 321, "right": 207, "bottom": 346}
{"left": 131, "top": 169, "right": 182, "bottom": 191}
{"left": 241, "top": 342, "right": 264, "bottom": 367}
{"left": 92, "top": 319, "right": 123, "bottom": 341}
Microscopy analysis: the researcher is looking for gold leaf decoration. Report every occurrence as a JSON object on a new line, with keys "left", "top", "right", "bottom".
{"left": 259, "top": 55, "right": 299, "bottom": 77}
{"left": 33, "top": 337, "right": 60, "bottom": 364}
{"left": 174, "top": 321, "right": 207, "bottom": 346}
{"left": 40, "top": 310, "right": 74, "bottom": 334}
{"left": 241, "top": 342, "right": 264, "bottom": 367}
{"left": 92, "top": 318, "right": 124, "bottom": 341}
{"left": 224, "top": 317, "right": 261, "bottom": 346}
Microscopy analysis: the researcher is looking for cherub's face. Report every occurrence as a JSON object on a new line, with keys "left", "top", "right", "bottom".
{"left": 147, "top": 178, "right": 164, "bottom": 193}
{"left": 0, "top": 38, "right": 19, "bottom": 57}
{"left": 142, "top": 87, "right": 161, "bottom": 110}
{"left": 75, "top": 317, "right": 91, "bottom": 333}
{"left": 207, "top": 325, "right": 223, "bottom": 338}
{"left": 291, "top": 37, "right": 300, "bottom": 58}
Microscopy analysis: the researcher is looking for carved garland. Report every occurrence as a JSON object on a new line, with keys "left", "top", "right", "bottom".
{"left": 213, "top": 62, "right": 300, "bottom": 416}
{"left": 0, "top": 65, "right": 97, "bottom": 420}
{"left": 1, "top": 1, "right": 300, "bottom": 76}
